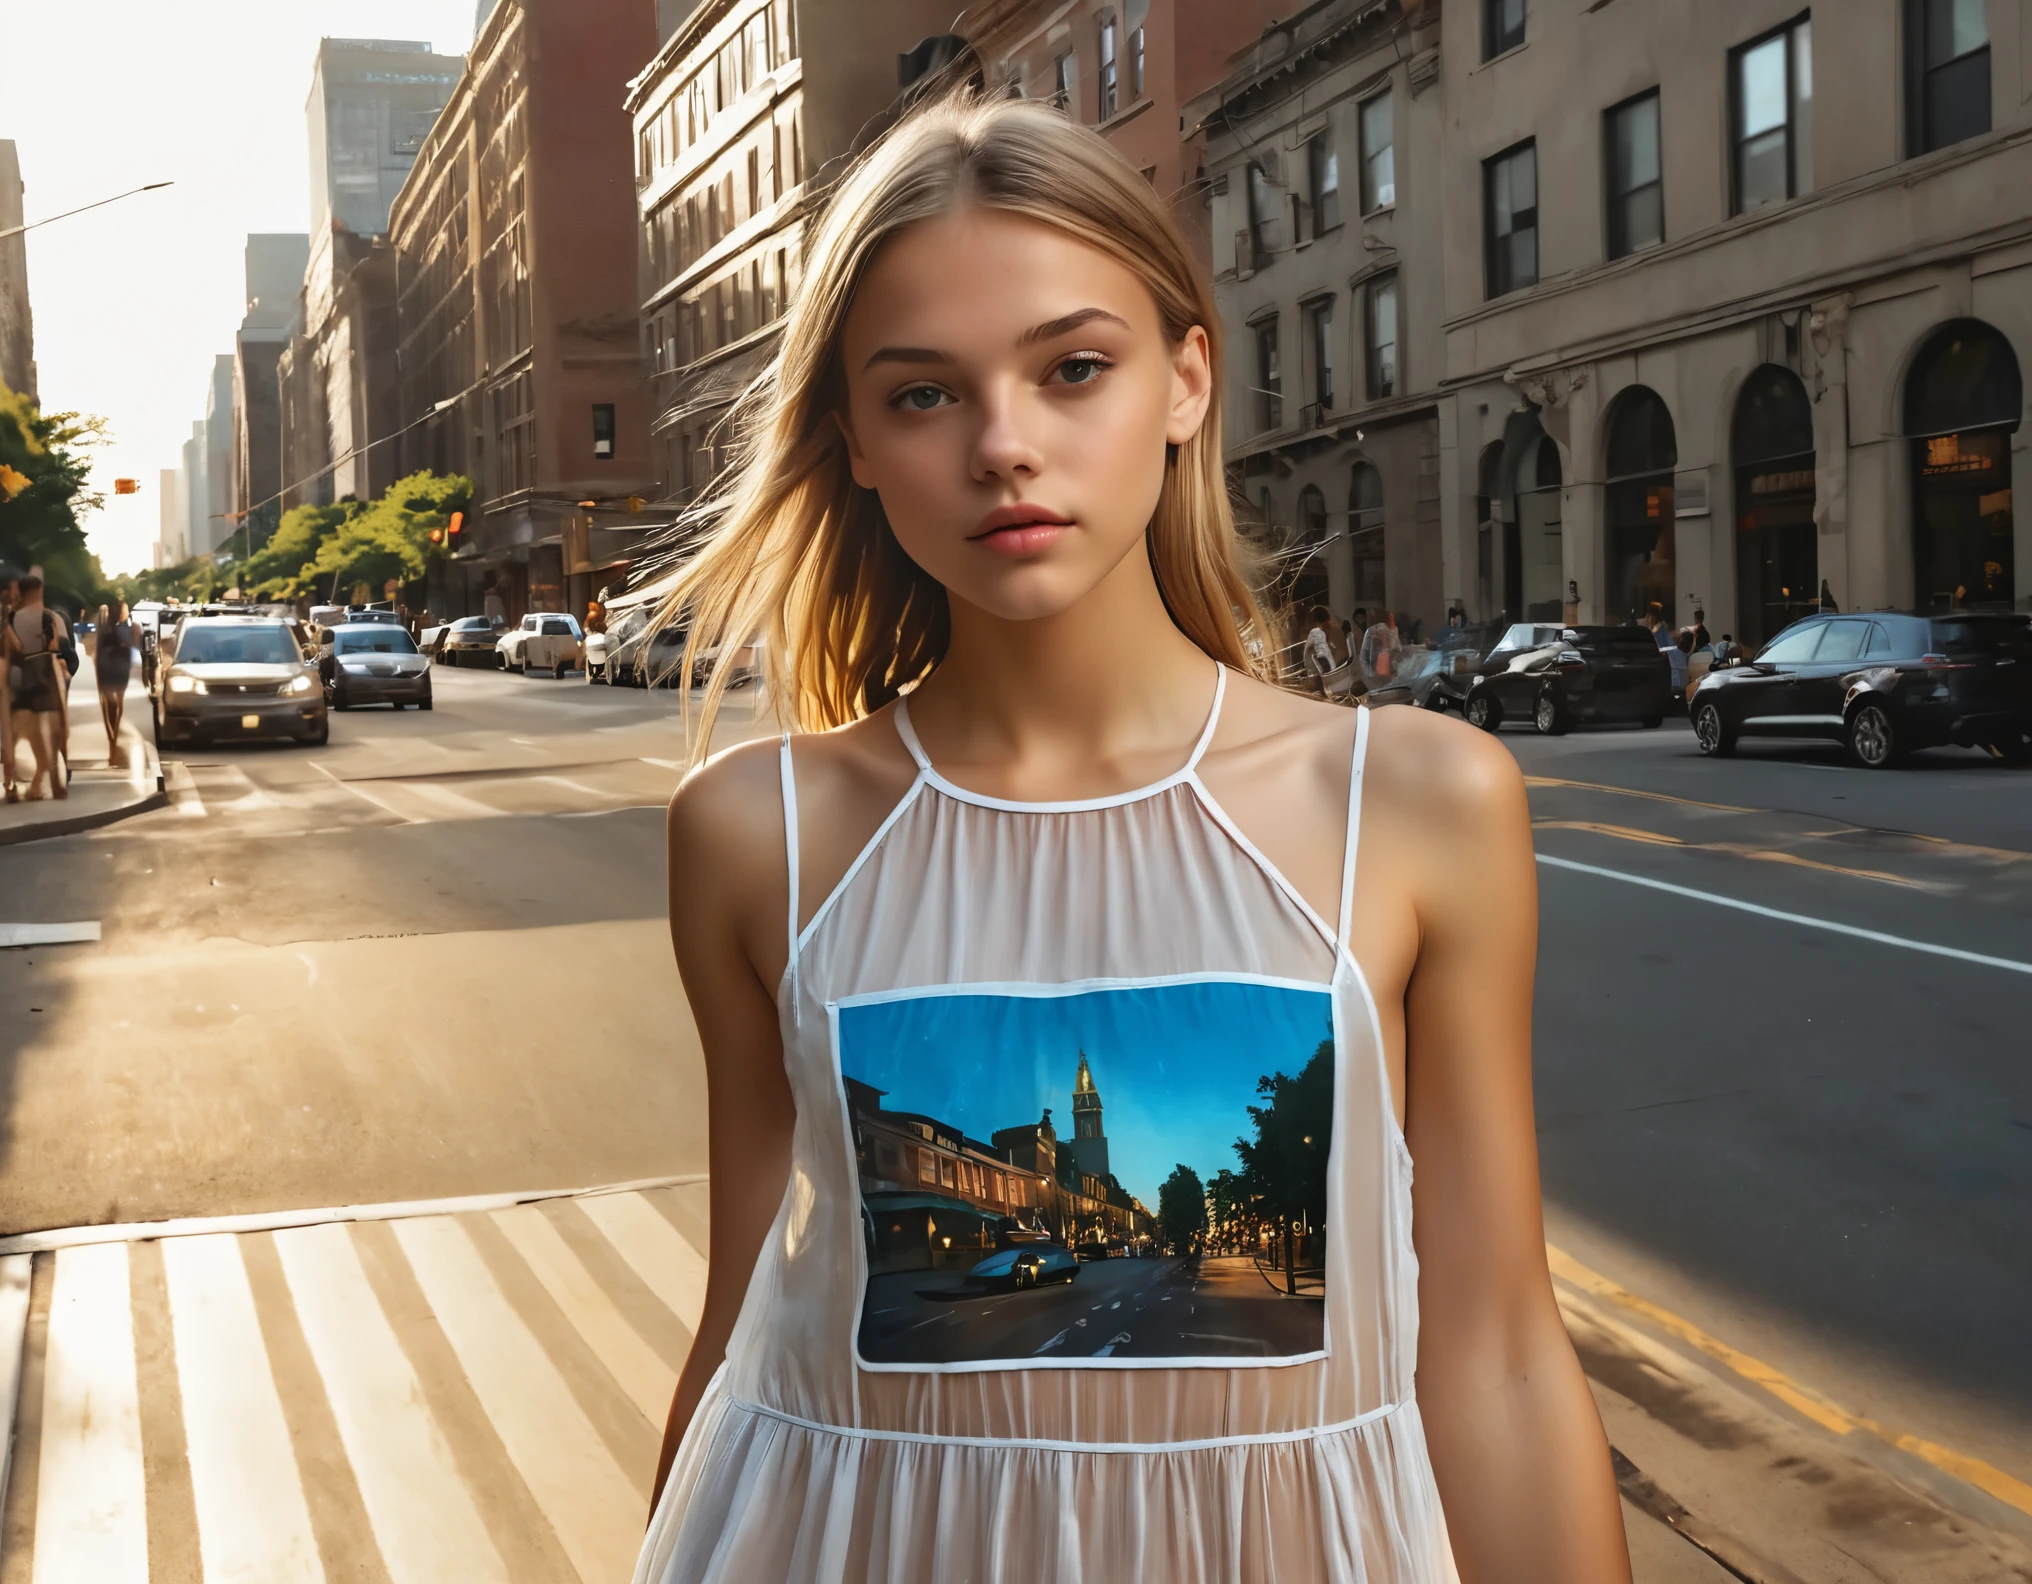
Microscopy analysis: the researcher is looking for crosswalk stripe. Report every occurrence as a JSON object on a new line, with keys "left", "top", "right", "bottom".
{"left": 273, "top": 1223, "right": 511, "bottom": 1584}
{"left": 491, "top": 1203, "right": 679, "bottom": 1425}
{"left": 578, "top": 1192, "right": 709, "bottom": 1334}
{"left": 161, "top": 1236, "right": 324, "bottom": 1582}
{"left": 32, "top": 1243, "right": 147, "bottom": 1583}
{"left": 400, "top": 781, "right": 508, "bottom": 821}
{"left": 391, "top": 1216, "right": 643, "bottom": 1584}
{"left": 0, "top": 1255, "right": 31, "bottom": 1510}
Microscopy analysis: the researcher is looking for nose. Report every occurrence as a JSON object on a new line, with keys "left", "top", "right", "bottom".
{"left": 968, "top": 376, "right": 1045, "bottom": 485}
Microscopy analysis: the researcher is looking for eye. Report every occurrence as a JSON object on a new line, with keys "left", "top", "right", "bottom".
{"left": 1049, "top": 352, "right": 1113, "bottom": 386}
{"left": 892, "top": 384, "right": 953, "bottom": 412}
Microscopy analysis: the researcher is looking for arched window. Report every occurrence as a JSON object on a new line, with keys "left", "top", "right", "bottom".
{"left": 1299, "top": 484, "right": 1328, "bottom": 542}
{"left": 1516, "top": 430, "right": 1563, "bottom": 620}
{"left": 1475, "top": 441, "right": 1504, "bottom": 617}
{"left": 1603, "top": 386, "right": 1678, "bottom": 623}
{"left": 1348, "top": 463, "right": 1386, "bottom": 610}
{"left": 1732, "top": 365, "right": 1817, "bottom": 645}
{"left": 1289, "top": 484, "right": 1332, "bottom": 616}
{"left": 1905, "top": 321, "right": 2020, "bottom": 608}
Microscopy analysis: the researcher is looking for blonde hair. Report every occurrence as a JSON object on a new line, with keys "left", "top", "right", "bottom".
{"left": 656, "top": 92, "right": 1270, "bottom": 761}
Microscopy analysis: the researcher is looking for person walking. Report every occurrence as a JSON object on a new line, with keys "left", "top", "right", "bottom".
{"left": 8, "top": 574, "right": 69, "bottom": 800}
{"left": 95, "top": 600, "right": 138, "bottom": 766}
{"left": 1360, "top": 608, "right": 1401, "bottom": 683}
{"left": 1644, "top": 602, "right": 1686, "bottom": 695}
{"left": 0, "top": 570, "right": 18, "bottom": 803}
{"left": 633, "top": 93, "right": 1628, "bottom": 1584}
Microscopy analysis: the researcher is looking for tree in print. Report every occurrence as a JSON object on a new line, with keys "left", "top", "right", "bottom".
{"left": 1157, "top": 1164, "right": 1208, "bottom": 1254}
{"left": 1233, "top": 1038, "right": 1333, "bottom": 1293}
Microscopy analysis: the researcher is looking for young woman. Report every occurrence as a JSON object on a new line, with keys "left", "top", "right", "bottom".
{"left": 94, "top": 600, "right": 137, "bottom": 765}
{"left": 637, "top": 95, "right": 1629, "bottom": 1584}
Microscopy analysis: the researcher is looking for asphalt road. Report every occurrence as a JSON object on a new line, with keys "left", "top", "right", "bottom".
{"left": 859, "top": 1253, "right": 1324, "bottom": 1364}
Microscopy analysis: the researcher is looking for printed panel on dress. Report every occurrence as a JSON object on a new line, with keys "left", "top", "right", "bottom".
{"left": 833, "top": 975, "right": 1334, "bottom": 1372}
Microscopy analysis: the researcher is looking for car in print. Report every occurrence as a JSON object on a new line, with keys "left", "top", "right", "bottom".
{"left": 969, "top": 1244, "right": 1080, "bottom": 1291}
{"left": 1690, "top": 611, "right": 2032, "bottom": 767}
{"left": 1461, "top": 622, "right": 1673, "bottom": 735}
{"left": 496, "top": 612, "right": 584, "bottom": 677}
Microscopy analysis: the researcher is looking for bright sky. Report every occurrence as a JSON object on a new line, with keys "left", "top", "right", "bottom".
{"left": 0, "top": 1, "right": 482, "bottom": 575}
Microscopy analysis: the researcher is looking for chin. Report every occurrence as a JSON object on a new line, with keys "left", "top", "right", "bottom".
{"left": 943, "top": 562, "right": 1108, "bottom": 624}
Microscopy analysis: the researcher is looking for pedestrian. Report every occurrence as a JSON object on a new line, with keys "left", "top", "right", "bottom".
{"left": 7, "top": 574, "right": 69, "bottom": 800}
{"left": 632, "top": 93, "right": 1626, "bottom": 1584}
{"left": 1644, "top": 601, "right": 1686, "bottom": 694}
{"left": 1819, "top": 578, "right": 1840, "bottom": 613}
{"left": 1301, "top": 604, "right": 1336, "bottom": 689}
{"left": 0, "top": 569, "right": 18, "bottom": 802}
{"left": 1361, "top": 608, "right": 1400, "bottom": 682}
{"left": 95, "top": 599, "right": 138, "bottom": 766}
{"left": 1687, "top": 607, "right": 1711, "bottom": 650}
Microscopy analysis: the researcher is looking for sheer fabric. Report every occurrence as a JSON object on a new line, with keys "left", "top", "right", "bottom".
{"left": 637, "top": 672, "right": 1455, "bottom": 1583}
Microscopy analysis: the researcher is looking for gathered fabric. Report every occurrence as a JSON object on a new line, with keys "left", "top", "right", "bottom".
{"left": 638, "top": 670, "right": 1456, "bottom": 1583}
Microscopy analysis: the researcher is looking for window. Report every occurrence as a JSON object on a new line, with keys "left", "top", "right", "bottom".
{"left": 1605, "top": 90, "right": 1663, "bottom": 258}
{"left": 1364, "top": 273, "right": 1398, "bottom": 400}
{"left": 1731, "top": 16, "right": 1811, "bottom": 214}
{"left": 1099, "top": 20, "right": 1118, "bottom": 120}
{"left": 1309, "top": 133, "right": 1341, "bottom": 235}
{"left": 592, "top": 403, "right": 615, "bottom": 459}
{"left": 1908, "top": 0, "right": 1989, "bottom": 154}
{"left": 1131, "top": 26, "right": 1145, "bottom": 97}
{"left": 1053, "top": 52, "right": 1074, "bottom": 111}
{"left": 1483, "top": 141, "right": 1538, "bottom": 298}
{"left": 1254, "top": 317, "right": 1282, "bottom": 433}
{"left": 1358, "top": 93, "right": 1394, "bottom": 212}
{"left": 1484, "top": 0, "right": 1525, "bottom": 60}
{"left": 1305, "top": 297, "right": 1335, "bottom": 412}
{"left": 1247, "top": 162, "right": 1282, "bottom": 260}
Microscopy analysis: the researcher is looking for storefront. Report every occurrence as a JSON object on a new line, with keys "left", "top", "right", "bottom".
{"left": 1732, "top": 364, "right": 1818, "bottom": 647}
{"left": 1907, "top": 320, "right": 2020, "bottom": 610}
{"left": 1604, "top": 387, "right": 1677, "bottom": 624}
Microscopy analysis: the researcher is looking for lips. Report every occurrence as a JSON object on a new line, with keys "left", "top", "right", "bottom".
{"left": 970, "top": 503, "right": 1073, "bottom": 558}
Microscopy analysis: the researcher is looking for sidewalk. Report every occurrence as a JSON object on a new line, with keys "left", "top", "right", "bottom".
{"left": 0, "top": 1176, "right": 707, "bottom": 1584}
{"left": 0, "top": 657, "right": 165, "bottom": 845}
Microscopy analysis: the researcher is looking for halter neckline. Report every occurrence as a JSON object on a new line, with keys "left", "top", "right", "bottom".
{"left": 891, "top": 664, "right": 1228, "bottom": 814}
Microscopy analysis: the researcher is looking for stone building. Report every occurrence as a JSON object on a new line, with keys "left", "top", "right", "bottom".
{"left": 232, "top": 235, "right": 310, "bottom": 554}
{"left": 391, "top": 0, "right": 658, "bottom": 623}
{"left": 1437, "top": 0, "right": 2032, "bottom": 641}
{"left": 1193, "top": 0, "right": 1449, "bottom": 643}
{"left": 0, "top": 141, "right": 35, "bottom": 402}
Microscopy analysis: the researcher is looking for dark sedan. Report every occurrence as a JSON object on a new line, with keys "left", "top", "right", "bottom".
{"left": 1691, "top": 611, "right": 2032, "bottom": 767}
{"left": 969, "top": 1244, "right": 1080, "bottom": 1291}
{"left": 435, "top": 616, "right": 505, "bottom": 666}
{"left": 324, "top": 625, "right": 432, "bottom": 711}
{"left": 1462, "top": 623, "right": 1673, "bottom": 735}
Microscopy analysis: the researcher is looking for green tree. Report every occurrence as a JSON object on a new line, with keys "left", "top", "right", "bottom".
{"left": 1157, "top": 1164, "right": 1208, "bottom": 1256}
{"left": 0, "top": 381, "right": 110, "bottom": 604}
{"left": 296, "top": 471, "right": 470, "bottom": 601}
{"left": 241, "top": 500, "right": 353, "bottom": 598}
{"left": 1233, "top": 1038, "right": 1334, "bottom": 1293}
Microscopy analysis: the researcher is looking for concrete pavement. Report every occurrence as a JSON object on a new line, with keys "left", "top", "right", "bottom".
{"left": 0, "top": 660, "right": 164, "bottom": 845}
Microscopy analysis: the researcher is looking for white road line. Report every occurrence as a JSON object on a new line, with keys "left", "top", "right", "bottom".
{"left": 490, "top": 1204, "right": 676, "bottom": 1424}
{"left": 160, "top": 1235, "right": 324, "bottom": 1583}
{"left": 534, "top": 775, "right": 609, "bottom": 800}
{"left": 0, "top": 1255, "right": 32, "bottom": 1526}
{"left": 577, "top": 1192, "right": 709, "bottom": 1333}
{"left": 401, "top": 780, "right": 506, "bottom": 821}
{"left": 391, "top": 1217, "right": 643, "bottom": 1581}
{"left": 272, "top": 1223, "right": 509, "bottom": 1584}
{"left": 164, "top": 760, "right": 207, "bottom": 818}
{"left": 309, "top": 763, "right": 422, "bottom": 824}
{"left": 0, "top": 922, "right": 100, "bottom": 948}
{"left": 33, "top": 1243, "right": 148, "bottom": 1584}
{"left": 1536, "top": 853, "right": 2032, "bottom": 976}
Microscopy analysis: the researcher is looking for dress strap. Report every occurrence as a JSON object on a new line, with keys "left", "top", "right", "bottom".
{"left": 891, "top": 696, "right": 934, "bottom": 772}
{"left": 1335, "top": 706, "right": 1372, "bottom": 951}
{"left": 1182, "top": 662, "right": 1228, "bottom": 773}
{"left": 779, "top": 732, "right": 801, "bottom": 1012}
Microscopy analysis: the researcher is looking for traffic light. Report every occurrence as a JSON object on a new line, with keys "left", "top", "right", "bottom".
{"left": 0, "top": 463, "right": 28, "bottom": 500}
{"left": 114, "top": 477, "right": 140, "bottom": 495}
{"left": 447, "top": 511, "right": 464, "bottom": 538}
{"left": 429, "top": 527, "right": 444, "bottom": 544}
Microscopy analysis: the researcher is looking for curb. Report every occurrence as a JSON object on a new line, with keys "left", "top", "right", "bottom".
{"left": 0, "top": 781, "right": 168, "bottom": 847}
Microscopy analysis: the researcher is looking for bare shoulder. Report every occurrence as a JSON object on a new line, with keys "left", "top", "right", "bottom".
{"left": 1212, "top": 671, "right": 1366, "bottom": 794}
{"left": 666, "top": 735, "right": 787, "bottom": 890}
{"left": 1363, "top": 701, "right": 1528, "bottom": 832}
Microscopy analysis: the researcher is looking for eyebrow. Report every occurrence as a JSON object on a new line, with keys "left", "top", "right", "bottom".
{"left": 860, "top": 306, "right": 1132, "bottom": 371}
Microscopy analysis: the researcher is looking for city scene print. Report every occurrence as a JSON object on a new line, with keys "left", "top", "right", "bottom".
{"left": 835, "top": 977, "right": 1337, "bottom": 1370}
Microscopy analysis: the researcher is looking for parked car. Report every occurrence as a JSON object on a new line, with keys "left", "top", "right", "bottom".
{"left": 688, "top": 633, "right": 765, "bottom": 688}
{"left": 435, "top": 615, "right": 506, "bottom": 667}
{"left": 324, "top": 623, "right": 432, "bottom": 711}
{"left": 590, "top": 609, "right": 688, "bottom": 686}
{"left": 497, "top": 612, "right": 584, "bottom": 677}
{"left": 969, "top": 1244, "right": 1080, "bottom": 1291}
{"left": 152, "top": 616, "right": 326, "bottom": 747}
{"left": 1690, "top": 611, "right": 2032, "bottom": 767}
{"left": 1461, "top": 623, "right": 1673, "bottom": 735}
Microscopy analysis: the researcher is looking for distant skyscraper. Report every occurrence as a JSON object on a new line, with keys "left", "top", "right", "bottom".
{"left": 233, "top": 236, "right": 309, "bottom": 543}
{"left": 159, "top": 468, "right": 188, "bottom": 565}
{"left": 0, "top": 140, "right": 36, "bottom": 401}
{"left": 306, "top": 39, "right": 464, "bottom": 240}
{"left": 199, "top": 356, "right": 235, "bottom": 556}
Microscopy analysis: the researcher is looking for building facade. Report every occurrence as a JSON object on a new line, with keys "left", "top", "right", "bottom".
{"left": 197, "top": 356, "right": 236, "bottom": 558}
{"left": 231, "top": 235, "right": 310, "bottom": 553}
{"left": 156, "top": 467, "right": 188, "bottom": 569}
{"left": 1437, "top": 0, "right": 2032, "bottom": 641}
{"left": 1194, "top": 0, "right": 1450, "bottom": 643}
{"left": 392, "top": 0, "right": 658, "bottom": 623}
{"left": 280, "top": 40, "right": 464, "bottom": 512}
{"left": 0, "top": 141, "right": 34, "bottom": 402}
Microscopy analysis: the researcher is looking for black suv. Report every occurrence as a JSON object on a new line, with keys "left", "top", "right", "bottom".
{"left": 1460, "top": 623, "right": 1673, "bottom": 735}
{"left": 1690, "top": 611, "right": 2032, "bottom": 767}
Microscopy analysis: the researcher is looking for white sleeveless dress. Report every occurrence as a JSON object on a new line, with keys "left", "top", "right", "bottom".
{"left": 636, "top": 669, "right": 1456, "bottom": 1583}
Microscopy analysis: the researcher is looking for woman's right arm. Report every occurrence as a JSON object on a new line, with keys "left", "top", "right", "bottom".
{"left": 649, "top": 742, "right": 798, "bottom": 1513}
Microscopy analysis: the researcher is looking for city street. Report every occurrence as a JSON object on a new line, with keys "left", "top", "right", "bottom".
{"left": 2, "top": 671, "right": 2028, "bottom": 1581}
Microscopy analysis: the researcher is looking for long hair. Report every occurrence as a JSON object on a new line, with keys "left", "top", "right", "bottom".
{"left": 654, "top": 92, "right": 1271, "bottom": 763}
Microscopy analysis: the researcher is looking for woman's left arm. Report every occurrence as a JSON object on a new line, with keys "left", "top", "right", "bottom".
{"left": 1396, "top": 723, "right": 1631, "bottom": 1583}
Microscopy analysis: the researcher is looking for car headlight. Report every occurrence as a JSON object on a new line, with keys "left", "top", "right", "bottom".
{"left": 287, "top": 673, "right": 314, "bottom": 694}
{"left": 167, "top": 674, "right": 203, "bottom": 694}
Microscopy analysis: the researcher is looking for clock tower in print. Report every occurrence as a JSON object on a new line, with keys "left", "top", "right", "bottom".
{"left": 1070, "top": 1052, "right": 1111, "bottom": 1184}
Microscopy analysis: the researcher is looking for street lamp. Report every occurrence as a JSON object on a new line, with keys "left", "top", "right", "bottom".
{"left": 0, "top": 181, "right": 172, "bottom": 243}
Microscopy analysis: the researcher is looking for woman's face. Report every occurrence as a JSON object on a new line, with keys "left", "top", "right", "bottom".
{"left": 837, "top": 207, "right": 1211, "bottom": 624}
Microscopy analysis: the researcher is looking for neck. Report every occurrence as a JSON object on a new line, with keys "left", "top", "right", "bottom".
{"left": 909, "top": 539, "right": 1217, "bottom": 773}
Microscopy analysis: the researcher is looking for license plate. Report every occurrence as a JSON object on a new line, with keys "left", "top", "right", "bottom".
{"left": 241, "top": 714, "right": 260, "bottom": 730}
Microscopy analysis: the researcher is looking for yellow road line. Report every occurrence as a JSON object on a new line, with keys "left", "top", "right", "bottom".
{"left": 1523, "top": 776, "right": 1765, "bottom": 814}
{"left": 1546, "top": 1244, "right": 2032, "bottom": 1517}
{"left": 1534, "top": 820, "right": 1684, "bottom": 847}
{"left": 1534, "top": 820, "right": 1943, "bottom": 890}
